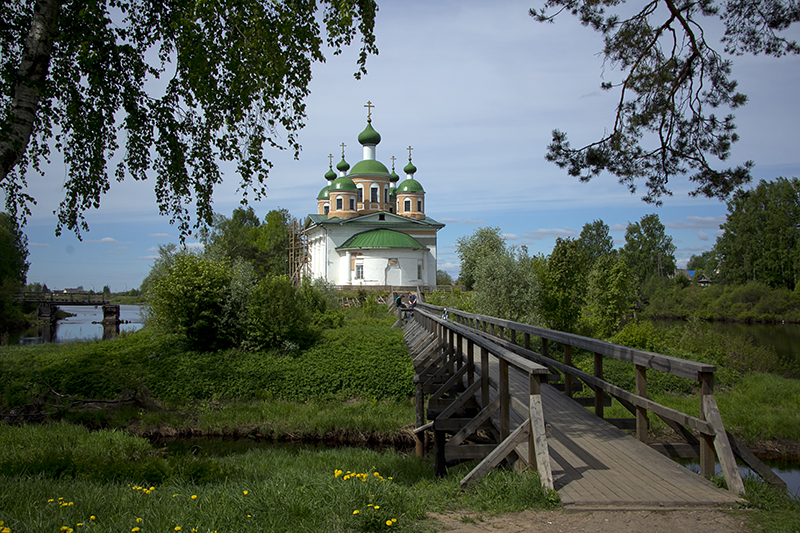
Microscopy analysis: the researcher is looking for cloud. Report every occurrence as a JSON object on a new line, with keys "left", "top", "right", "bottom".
{"left": 508, "top": 227, "right": 577, "bottom": 241}
{"left": 29, "top": 242, "right": 50, "bottom": 247}
{"left": 149, "top": 233, "right": 177, "bottom": 239}
{"left": 697, "top": 231, "right": 709, "bottom": 241}
{"left": 87, "top": 237, "right": 133, "bottom": 245}
{"left": 609, "top": 223, "right": 627, "bottom": 232}
{"left": 438, "top": 217, "right": 486, "bottom": 225}
{"left": 665, "top": 216, "right": 725, "bottom": 230}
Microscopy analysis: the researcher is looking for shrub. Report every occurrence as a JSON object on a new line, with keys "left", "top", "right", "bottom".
{"left": 246, "top": 276, "right": 318, "bottom": 350}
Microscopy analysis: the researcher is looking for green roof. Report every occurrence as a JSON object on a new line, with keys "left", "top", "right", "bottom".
{"left": 330, "top": 175, "right": 357, "bottom": 191}
{"left": 397, "top": 178, "right": 424, "bottom": 193}
{"left": 338, "top": 229, "right": 425, "bottom": 250}
{"left": 390, "top": 170, "right": 400, "bottom": 183}
{"left": 357, "top": 123, "right": 382, "bottom": 145}
{"left": 317, "top": 185, "right": 330, "bottom": 199}
{"left": 325, "top": 168, "right": 337, "bottom": 181}
{"left": 336, "top": 158, "right": 350, "bottom": 172}
{"left": 403, "top": 161, "right": 417, "bottom": 174}
{"left": 349, "top": 159, "right": 391, "bottom": 177}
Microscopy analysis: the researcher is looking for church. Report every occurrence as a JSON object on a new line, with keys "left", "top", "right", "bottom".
{"left": 303, "top": 104, "right": 445, "bottom": 288}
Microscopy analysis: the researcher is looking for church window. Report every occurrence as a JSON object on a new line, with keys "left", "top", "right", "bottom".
{"left": 417, "top": 199, "right": 423, "bottom": 212}
{"left": 417, "top": 260, "right": 423, "bottom": 280}
{"left": 404, "top": 199, "right": 411, "bottom": 212}
{"left": 357, "top": 186, "right": 363, "bottom": 202}
{"left": 323, "top": 204, "right": 330, "bottom": 215}
{"left": 349, "top": 197, "right": 355, "bottom": 210}
{"left": 384, "top": 186, "right": 389, "bottom": 203}
{"left": 370, "top": 186, "right": 378, "bottom": 203}
{"left": 336, "top": 196, "right": 343, "bottom": 210}
{"left": 355, "top": 263, "right": 364, "bottom": 279}
{"left": 378, "top": 213, "right": 385, "bottom": 221}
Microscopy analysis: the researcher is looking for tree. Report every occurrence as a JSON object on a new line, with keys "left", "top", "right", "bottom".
{"left": 455, "top": 226, "right": 507, "bottom": 291}
{"left": 436, "top": 269, "right": 454, "bottom": 286}
{"left": 1, "top": 0, "right": 377, "bottom": 237}
{"left": 540, "top": 237, "right": 586, "bottom": 333}
{"left": 531, "top": 1, "right": 799, "bottom": 204}
{"left": 623, "top": 213, "right": 676, "bottom": 283}
{"left": 581, "top": 254, "right": 633, "bottom": 338}
{"left": 715, "top": 177, "right": 800, "bottom": 289}
{"left": 578, "top": 219, "right": 615, "bottom": 268}
{"left": 687, "top": 249, "right": 719, "bottom": 280}
{"left": 0, "top": 212, "right": 29, "bottom": 326}
{"left": 473, "top": 246, "right": 544, "bottom": 325}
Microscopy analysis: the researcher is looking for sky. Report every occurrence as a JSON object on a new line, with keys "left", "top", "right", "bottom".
{"left": 9, "top": 0, "right": 800, "bottom": 292}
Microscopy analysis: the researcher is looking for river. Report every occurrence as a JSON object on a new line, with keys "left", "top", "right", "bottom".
{"left": 15, "top": 304, "right": 145, "bottom": 345}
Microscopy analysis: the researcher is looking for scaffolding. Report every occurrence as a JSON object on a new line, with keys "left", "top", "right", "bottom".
{"left": 287, "top": 217, "right": 310, "bottom": 286}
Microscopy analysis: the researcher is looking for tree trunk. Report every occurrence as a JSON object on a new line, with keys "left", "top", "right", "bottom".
{"left": 0, "top": 0, "right": 60, "bottom": 184}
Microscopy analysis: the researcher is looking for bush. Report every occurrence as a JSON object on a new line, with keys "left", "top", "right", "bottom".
{"left": 246, "top": 276, "right": 318, "bottom": 350}
{"left": 148, "top": 254, "right": 233, "bottom": 349}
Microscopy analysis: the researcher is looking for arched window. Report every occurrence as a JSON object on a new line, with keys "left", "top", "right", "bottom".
{"left": 384, "top": 186, "right": 389, "bottom": 204}
{"left": 323, "top": 204, "right": 330, "bottom": 215}
{"left": 336, "top": 196, "right": 343, "bottom": 210}
{"left": 357, "top": 186, "right": 363, "bottom": 203}
{"left": 370, "top": 186, "right": 379, "bottom": 203}
{"left": 404, "top": 199, "right": 411, "bottom": 212}
{"left": 417, "top": 199, "right": 423, "bottom": 213}
{"left": 349, "top": 197, "right": 355, "bottom": 210}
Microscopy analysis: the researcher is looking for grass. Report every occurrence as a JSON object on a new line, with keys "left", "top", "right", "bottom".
{"left": 0, "top": 423, "right": 558, "bottom": 533}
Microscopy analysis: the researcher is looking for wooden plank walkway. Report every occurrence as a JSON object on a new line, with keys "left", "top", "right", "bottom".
{"left": 471, "top": 350, "right": 741, "bottom": 509}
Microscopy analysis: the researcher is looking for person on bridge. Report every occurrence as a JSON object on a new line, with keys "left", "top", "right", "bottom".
{"left": 395, "top": 294, "right": 406, "bottom": 309}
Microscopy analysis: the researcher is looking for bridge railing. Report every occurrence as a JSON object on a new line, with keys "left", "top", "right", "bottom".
{"left": 13, "top": 292, "right": 109, "bottom": 305}
{"left": 414, "top": 302, "right": 769, "bottom": 495}
{"left": 409, "top": 306, "right": 554, "bottom": 489}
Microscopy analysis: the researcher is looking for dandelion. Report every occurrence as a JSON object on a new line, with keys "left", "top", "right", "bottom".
{"left": 174, "top": 528, "right": 181, "bottom": 531}
{"left": 191, "top": 495, "right": 197, "bottom": 500}
{"left": 386, "top": 520, "right": 393, "bottom": 526}
{"left": 89, "top": 516, "right": 96, "bottom": 521}
{"left": 353, "top": 510, "right": 360, "bottom": 515}
{"left": 392, "top": 519, "right": 397, "bottom": 523}
{"left": 76, "top": 524, "right": 83, "bottom": 527}
{"left": 243, "top": 491, "right": 248, "bottom": 495}
{"left": 132, "top": 528, "right": 140, "bottom": 532}
{"left": 136, "top": 518, "right": 142, "bottom": 523}
{"left": 48, "top": 499, "right": 54, "bottom": 503}
{"left": 172, "top": 494, "right": 178, "bottom": 498}
{"left": 374, "top": 506, "right": 380, "bottom": 510}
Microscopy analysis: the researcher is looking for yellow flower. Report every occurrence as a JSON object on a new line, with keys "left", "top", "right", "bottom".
{"left": 386, "top": 520, "right": 393, "bottom": 526}
{"left": 89, "top": 516, "right": 96, "bottom": 521}
{"left": 174, "top": 528, "right": 181, "bottom": 531}
{"left": 243, "top": 490, "right": 248, "bottom": 495}
{"left": 392, "top": 519, "right": 397, "bottom": 523}
{"left": 149, "top": 487, "right": 155, "bottom": 491}
{"left": 132, "top": 528, "right": 140, "bottom": 532}
{"left": 136, "top": 518, "right": 142, "bottom": 523}
{"left": 353, "top": 510, "right": 360, "bottom": 515}
{"left": 374, "top": 506, "right": 380, "bottom": 510}
{"left": 172, "top": 494, "right": 178, "bottom": 498}
{"left": 76, "top": 524, "right": 83, "bottom": 527}
{"left": 191, "top": 495, "right": 197, "bottom": 500}
{"left": 48, "top": 499, "right": 54, "bottom": 502}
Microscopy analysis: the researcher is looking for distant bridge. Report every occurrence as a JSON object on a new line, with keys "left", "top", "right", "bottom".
{"left": 13, "top": 292, "right": 120, "bottom": 326}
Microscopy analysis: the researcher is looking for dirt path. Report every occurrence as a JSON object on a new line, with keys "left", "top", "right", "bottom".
{"left": 429, "top": 509, "right": 750, "bottom": 533}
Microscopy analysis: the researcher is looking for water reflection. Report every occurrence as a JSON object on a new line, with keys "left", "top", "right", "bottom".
{"left": 17, "top": 305, "right": 145, "bottom": 345}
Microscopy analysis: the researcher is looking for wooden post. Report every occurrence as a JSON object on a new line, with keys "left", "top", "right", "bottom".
{"left": 564, "top": 345, "right": 573, "bottom": 397}
{"left": 480, "top": 346, "right": 490, "bottom": 408}
{"left": 542, "top": 338, "right": 549, "bottom": 359}
{"left": 509, "top": 328, "right": 516, "bottom": 345}
{"left": 434, "top": 429, "right": 447, "bottom": 478}
{"left": 699, "top": 371, "right": 715, "bottom": 479}
{"left": 524, "top": 332, "right": 530, "bottom": 351}
{"left": 500, "top": 358, "right": 510, "bottom": 440}
{"left": 467, "top": 339, "right": 475, "bottom": 387}
{"left": 594, "top": 352, "right": 604, "bottom": 418}
{"left": 635, "top": 364, "right": 648, "bottom": 442}
{"left": 415, "top": 380, "right": 425, "bottom": 458}
{"left": 529, "top": 373, "right": 554, "bottom": 490}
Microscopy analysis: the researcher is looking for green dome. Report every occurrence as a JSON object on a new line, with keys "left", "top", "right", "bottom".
{"left": 349, "top": 159, "right": 391, "bottom": 177}
{"left": 390, "top": 170, "right": 400, "bottom": 183}
{"left": 317, "top": 185, "right": 330, "bottom": 200}
{"left": 403, "top": 161, "right": 417, "bottom": 174}
{"left": 338, "top": 229, "right": 424, "bottom": 250}
{"left": 324, "top": 168, "right": 337, "bottom": 181}
{"left": 330, "top": 175, "right": 357, "bottom": 191}
{"left": 389, "top": 187, "right": 397, "bottom": 198}
{"left": 336, "top": 158, "right": 350, "bottom": 172}
{"left": 357, "top": 123, "right": 381, "bottom": 145}
{"left": 397, "top": 178, "right": 424, "bottom": 193}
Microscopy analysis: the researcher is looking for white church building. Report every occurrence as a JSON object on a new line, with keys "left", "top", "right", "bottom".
{"left": 303, "top": 106, "right": 444, "bottom": 288}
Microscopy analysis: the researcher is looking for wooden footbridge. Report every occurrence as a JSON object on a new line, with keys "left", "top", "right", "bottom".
{"left": 403, "top": 303, "right": 785, "bottom": 510}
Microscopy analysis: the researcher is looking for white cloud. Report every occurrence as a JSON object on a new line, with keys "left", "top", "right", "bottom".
{"left": 149, "top": 233, "right": 177, "bottom": 239}
{"left": 665, "top": 216, "right": 725, "bottom": 230}
{"left": 697, "top": 231, "right": 709, "bottom": 241}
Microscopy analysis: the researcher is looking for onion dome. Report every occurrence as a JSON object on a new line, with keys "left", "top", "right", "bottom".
{"left": 336, "top": 158, "right": 350, "bottom": 173}
{"left": 349, "top": 159, "right": 391, "bottom": 177}
{"left": 403, "top": 161, "right": 417, "bottom": 175}
{"left": 390, "top": 169, "right": 400, "bottom": 184}
{"left": 317, "top": 185, "right": 331, "bottom": 200}
{"left": 397, "top": 178, "right": 424, "bottom": 193}
{"left": 325, "top": 168, "right": 337, "bottom": 181}
{"left": 358, "top": 123, "right": 382, "bottom": 146}
{"left": 330, "top": 175, "right": 358, "bottom": 191}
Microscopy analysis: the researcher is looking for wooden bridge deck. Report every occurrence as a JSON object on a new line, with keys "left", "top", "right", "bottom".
{"left": 405, "top": 314, "right": 744, "bottom": 510}
{"left": 482, "top": 353, "right": 738, "bottom": 509}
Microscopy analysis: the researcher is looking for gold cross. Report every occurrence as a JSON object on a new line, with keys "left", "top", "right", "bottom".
{"left": 340, "top": 142, "right": 346, "bottom": 157}
{"left": 364, "top": 100, "right": 374, "bottom": 122}
{"left": 407, "top": 145, "right": 413, "bottom": 160}
{"left": 390, "top": 155, "right": 396, "bottom": 171}
{"left": 328, "top": 153, "right": 334, "bottom": 167}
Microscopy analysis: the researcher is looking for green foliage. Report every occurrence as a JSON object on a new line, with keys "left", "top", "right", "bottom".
{"left": 0, "top": 212, "right": 29, "bottom": 327}
{"left": 716, "top": 178, "right": 800, "bottom": 289}
{"left": 623, "top": 213, "right": 676, "bottom": 284}
{"left": 246, "top": 275, "right": 317, "bottom": 350}
{"left": 436, "top": 269, "right": 454, "bottom": 286}
{"left": 540, "top": 237, "right": 586, "bottom": 333}
{"left": 148, "top": 253, "right": 233, "bottom": 349}
{"left": 578, "top": 219, "right": 615, "bottom": 269}
{"left": 473, "top": 246, "right": 544, "bottom": 325}
{"left": 455, "top": 226, "right": 506, "bottom": 291}
{"left": 530, "top": 1, "right": 799, "bottom": 203}
{"left": 581, "top": 254, "right": 633, "bottom": 338}
{"left": 1, "top": 0, "right": 378, "bottom": 237}
{"left": 424, "top": 289, "right": 475, "bottom": 313}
